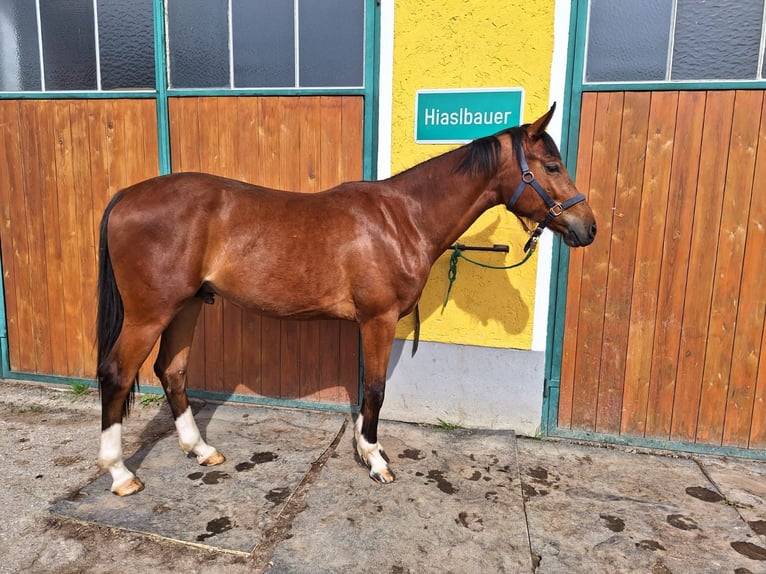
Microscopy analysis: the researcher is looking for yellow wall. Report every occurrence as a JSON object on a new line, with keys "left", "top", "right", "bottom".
{"left": 391, "top": 0, "right": 557, "bottom": 349}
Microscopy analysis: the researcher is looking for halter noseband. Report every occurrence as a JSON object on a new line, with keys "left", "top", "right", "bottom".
{"left": 505, "top": 144, "right": 586, "bottom": 252}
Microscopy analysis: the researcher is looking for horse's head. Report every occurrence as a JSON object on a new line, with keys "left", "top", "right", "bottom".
{"left": 496, "top": 104, "right": 596, "bottom": 249}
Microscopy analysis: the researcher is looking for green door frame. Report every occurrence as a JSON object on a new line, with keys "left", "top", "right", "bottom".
{"left": 0, "top": 0, "right": 380, "bottom": 402}
{"left": 541, "top": 0, "right": 766, "bottom": 459}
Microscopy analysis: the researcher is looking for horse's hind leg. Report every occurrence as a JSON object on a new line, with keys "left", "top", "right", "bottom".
{"left": 154, "top": 299, "right": 225, "bottom": 467}
{"left": 98, "top": 323, "right": 164, "bottom": 496}
{"left": 355, "top": 312, "right": 398, "bottom": 484}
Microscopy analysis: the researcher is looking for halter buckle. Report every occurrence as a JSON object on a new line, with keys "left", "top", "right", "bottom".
{"left": 522, "top": 171, "right": 534, "bottom": 183}
{"left": 549, "top": 203, "right": 564, "bottom": 217}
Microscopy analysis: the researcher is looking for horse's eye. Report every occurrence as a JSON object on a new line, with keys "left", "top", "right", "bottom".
{"left": 545, "top": 163, "right": 560, "bottom": 174}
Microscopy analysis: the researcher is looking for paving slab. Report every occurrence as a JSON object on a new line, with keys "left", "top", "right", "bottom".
{"left": 51, "top": 403, "right": 345, "bottom": 554}
{"left": 268, "top": 421, "right": 531, "bottom": 574}
{"left": 697, "top": 454, "right": 766, "bottom": 550}
{"left": 516, "top": 439, "right": 764, "bottom": 573}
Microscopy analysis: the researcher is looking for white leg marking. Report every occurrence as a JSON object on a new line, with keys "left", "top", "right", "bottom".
{"left": 175, "top": 406, "right": 217, "bottom": 463}
{"left": 98, "top": 423, "right": 137, "bottom": 493}
{"left": 355, "top": 415, "right": 394, "bottom": 483}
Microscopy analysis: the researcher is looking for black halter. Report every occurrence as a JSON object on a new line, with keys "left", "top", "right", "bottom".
{"left": 505, "top": 144, "right": 586, "bottom": 252}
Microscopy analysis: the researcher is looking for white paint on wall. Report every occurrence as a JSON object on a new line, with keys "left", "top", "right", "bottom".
{"left": 376, "top": 0, "right": 394, "bottom": 180}
{"left": 531, "top": 0, "right": 573, "bottom": 353}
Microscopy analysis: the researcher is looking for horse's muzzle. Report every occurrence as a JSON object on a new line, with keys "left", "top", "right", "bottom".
{"left": 564, "top": 220, "right": 597, "bottom": 247}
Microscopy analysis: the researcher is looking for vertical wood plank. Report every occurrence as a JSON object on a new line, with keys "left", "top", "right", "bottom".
{"left": 87, "top": 100, "right": 111, "bottom": 252}
{"left": 747, "top": 99, "right": 766, "bottom": 449}
{"left": 298, "top": 97, "right": 322, "bottom": 400}
{"left": 644, "top": 91, "right": 706, "bottom": 439}
{"left": 86, "top": 100, "right": 113, "bottom": 378}
{"left": 36, "top": 101, "right": 68, "bottom": 373}
{"left": 338, "top": 96, "right": 364, "bottom": 404}
{"left": 720, "top": 91, "right": 764, "bottom": 447}
{"left": 278, "top": 97, "right": 303, "bottom": 398}
{"left": 697, "top": 91, "right": 761, "bottom": 444}
{"left": 0, "top": 101, "right": 28, "bottom": 372}
{"left": 136, "top": 100, "right": 162, "bottom": 384}
{"left": 596, "top": 91, "right": 651, "bottom": 433}
{"left": 258, "top": 97, "right": 284, "bottom": 398}
{"left": 340, "top": 96, "right": 364, "bottom": 183}
{"left": 70, "top": 101, "right": 99, "bottom": 379}
{"left": 53, "top": 101, "right": 86, "bottom": 376}
{"left": 198, "top": 98, "right": 225, "bottom": 393}
{"left": 105, "top": 100, "right": 127, "bottom": 195}
{"left": 559, "top": 93, "right": 597, "bottom": 429}
{"left": 139, "top": 99, "right": 159, "bottom": 176}
{"left": 669, "top": 91, "right": 734, "bottom": 441}
{"left": 235, "top": 97, "right": 264, "bottom": 395}
{"left": 22, "top": 102, "right": 56, "bottom": 374}
{"left": 169, "top": 97, "right": 208, "bottom": 390}
{"left": 217, "top": 98, "right": 244, "bottom": 396}
{"left": 339, "top": 320, "right": 360, "bottom": 405}
{"left": 317, "top": 96, "right": 345, "bottom": 403}
{"left": 116, "top": 100, "right": 159, "bottom": 384}
{"left": 570, "top": 92, "right": 624, "bottom": 431}
{"left": 751, "top": 327, "right": 766, "bottom": 448}
{"left": 620, "top": 93, "right": 679, "bottom": 435}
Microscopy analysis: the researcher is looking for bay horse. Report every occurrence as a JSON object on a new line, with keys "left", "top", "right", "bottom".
{"left": 96, "top": 104, "right": 596, "bottom": 496}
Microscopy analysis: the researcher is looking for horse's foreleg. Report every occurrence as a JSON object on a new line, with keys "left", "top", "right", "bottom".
{"left": 356, "top": 313, "right": 398, "bottom": 484}
{"left": 98, "top": 324, "right": 161, "bottom": 496}
{"left": 154, "top": 299, "right": 225, "bottom": 467}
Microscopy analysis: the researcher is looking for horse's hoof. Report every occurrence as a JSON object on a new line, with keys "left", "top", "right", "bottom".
{"left": 199, "top": 450, "right": 225, "bottom": 466}
{"left": 370, "top": 466, "right": 396, "bottom": 484}
{"left": 111, "top": 476, "right": 145, "bottom": 496}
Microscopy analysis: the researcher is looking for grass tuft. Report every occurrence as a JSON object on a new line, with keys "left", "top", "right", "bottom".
{"left": 436, "top": 418, "right": 464, "bottom": 430}
{"left": 69, "top": 381, "right": 90, "bottom": 396}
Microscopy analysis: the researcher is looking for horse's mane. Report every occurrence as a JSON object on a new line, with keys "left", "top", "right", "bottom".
{"left": 389, "top": 124, "right": 561, "bottom": 183}
{"left": 455, "top": 125, "right": 562, "bottom": 177}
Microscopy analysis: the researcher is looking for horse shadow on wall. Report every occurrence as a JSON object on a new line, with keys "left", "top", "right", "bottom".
{"left": 392, "top": 215, "right": 533, "bottom": 363}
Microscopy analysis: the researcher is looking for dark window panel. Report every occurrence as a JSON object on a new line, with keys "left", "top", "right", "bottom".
{"left": 585, "top": 0, "right": 672, "bottom": 83}
{"left": 232, "top": 0, "right": 295, "bottom": 88}
{"left": 40, "top": 0, "right": 97, "bottom": 90}
{"left": 672, "top": 0, "right": 763, "bottom": 80}
{"left": 98, "top": 0, "right": 155, "bottom": 90}
{"left": 298, "top": 0, "right": 364, "bottom": 87}
{"left": 167, "top": 0, "right": 229, "bottom": 88}
{"left": 0, "top": 0, "right": 41, "bottom": 91}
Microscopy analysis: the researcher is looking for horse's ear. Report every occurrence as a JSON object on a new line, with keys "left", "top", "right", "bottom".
{"left": 527, "top": 102, "right": 556, "bottom": 138}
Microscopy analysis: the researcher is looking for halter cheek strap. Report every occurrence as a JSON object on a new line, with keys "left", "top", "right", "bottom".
{"left": 505, "top": 147, "right": 586, "bottom": 252}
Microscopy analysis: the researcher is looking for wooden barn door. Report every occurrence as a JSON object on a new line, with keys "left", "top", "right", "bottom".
{"left": 559, "top": 90, "right": 766, "bottom": 451}
{"left": 0, "top": 99, "right": 159, "bottom": 382}
{"left": 168, "top": 95, "right": 362, "bottom": 405}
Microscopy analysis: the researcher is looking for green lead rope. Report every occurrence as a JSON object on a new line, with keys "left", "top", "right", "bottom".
{"left": 442, "top": 242, "right": 537, "bottom": 311}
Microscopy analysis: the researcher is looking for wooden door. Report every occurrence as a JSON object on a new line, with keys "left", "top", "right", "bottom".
{"left": 168, "top": 96, "right": 362, "bottom": 405}
{"left": 0, "top": 99, "right": 159, "bottom": 381}
{"left": 559, "top": 90, "right": 766, "bottom": 451}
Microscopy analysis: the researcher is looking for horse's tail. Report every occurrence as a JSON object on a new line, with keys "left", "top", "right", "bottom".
{"left": 96, "top": 191, "right": 137, "bottom": 413}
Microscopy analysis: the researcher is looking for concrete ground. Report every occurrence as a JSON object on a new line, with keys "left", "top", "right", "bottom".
{"left": 1, "top": 380, "right": 765, "bottom": 573}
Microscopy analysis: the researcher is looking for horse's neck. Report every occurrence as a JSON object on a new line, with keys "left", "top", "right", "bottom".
{"left": 388, "top": 154, "right": 500, "bottom": 260}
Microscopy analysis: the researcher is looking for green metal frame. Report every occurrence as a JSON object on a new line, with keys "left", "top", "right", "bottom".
{"left": 0, "top": 0, "right": 381, "bottom": 410}
{"left": 542, "top": 0, "right": 766, "bottom": 458}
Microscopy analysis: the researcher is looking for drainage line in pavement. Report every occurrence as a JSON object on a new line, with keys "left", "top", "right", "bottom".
{"left": 251, "top": 416, "right": 349, "bottom": 572}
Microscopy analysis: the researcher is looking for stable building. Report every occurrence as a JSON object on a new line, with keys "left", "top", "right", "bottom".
{"left": 0, "top": 0, "right": 765, "bottom": 460}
